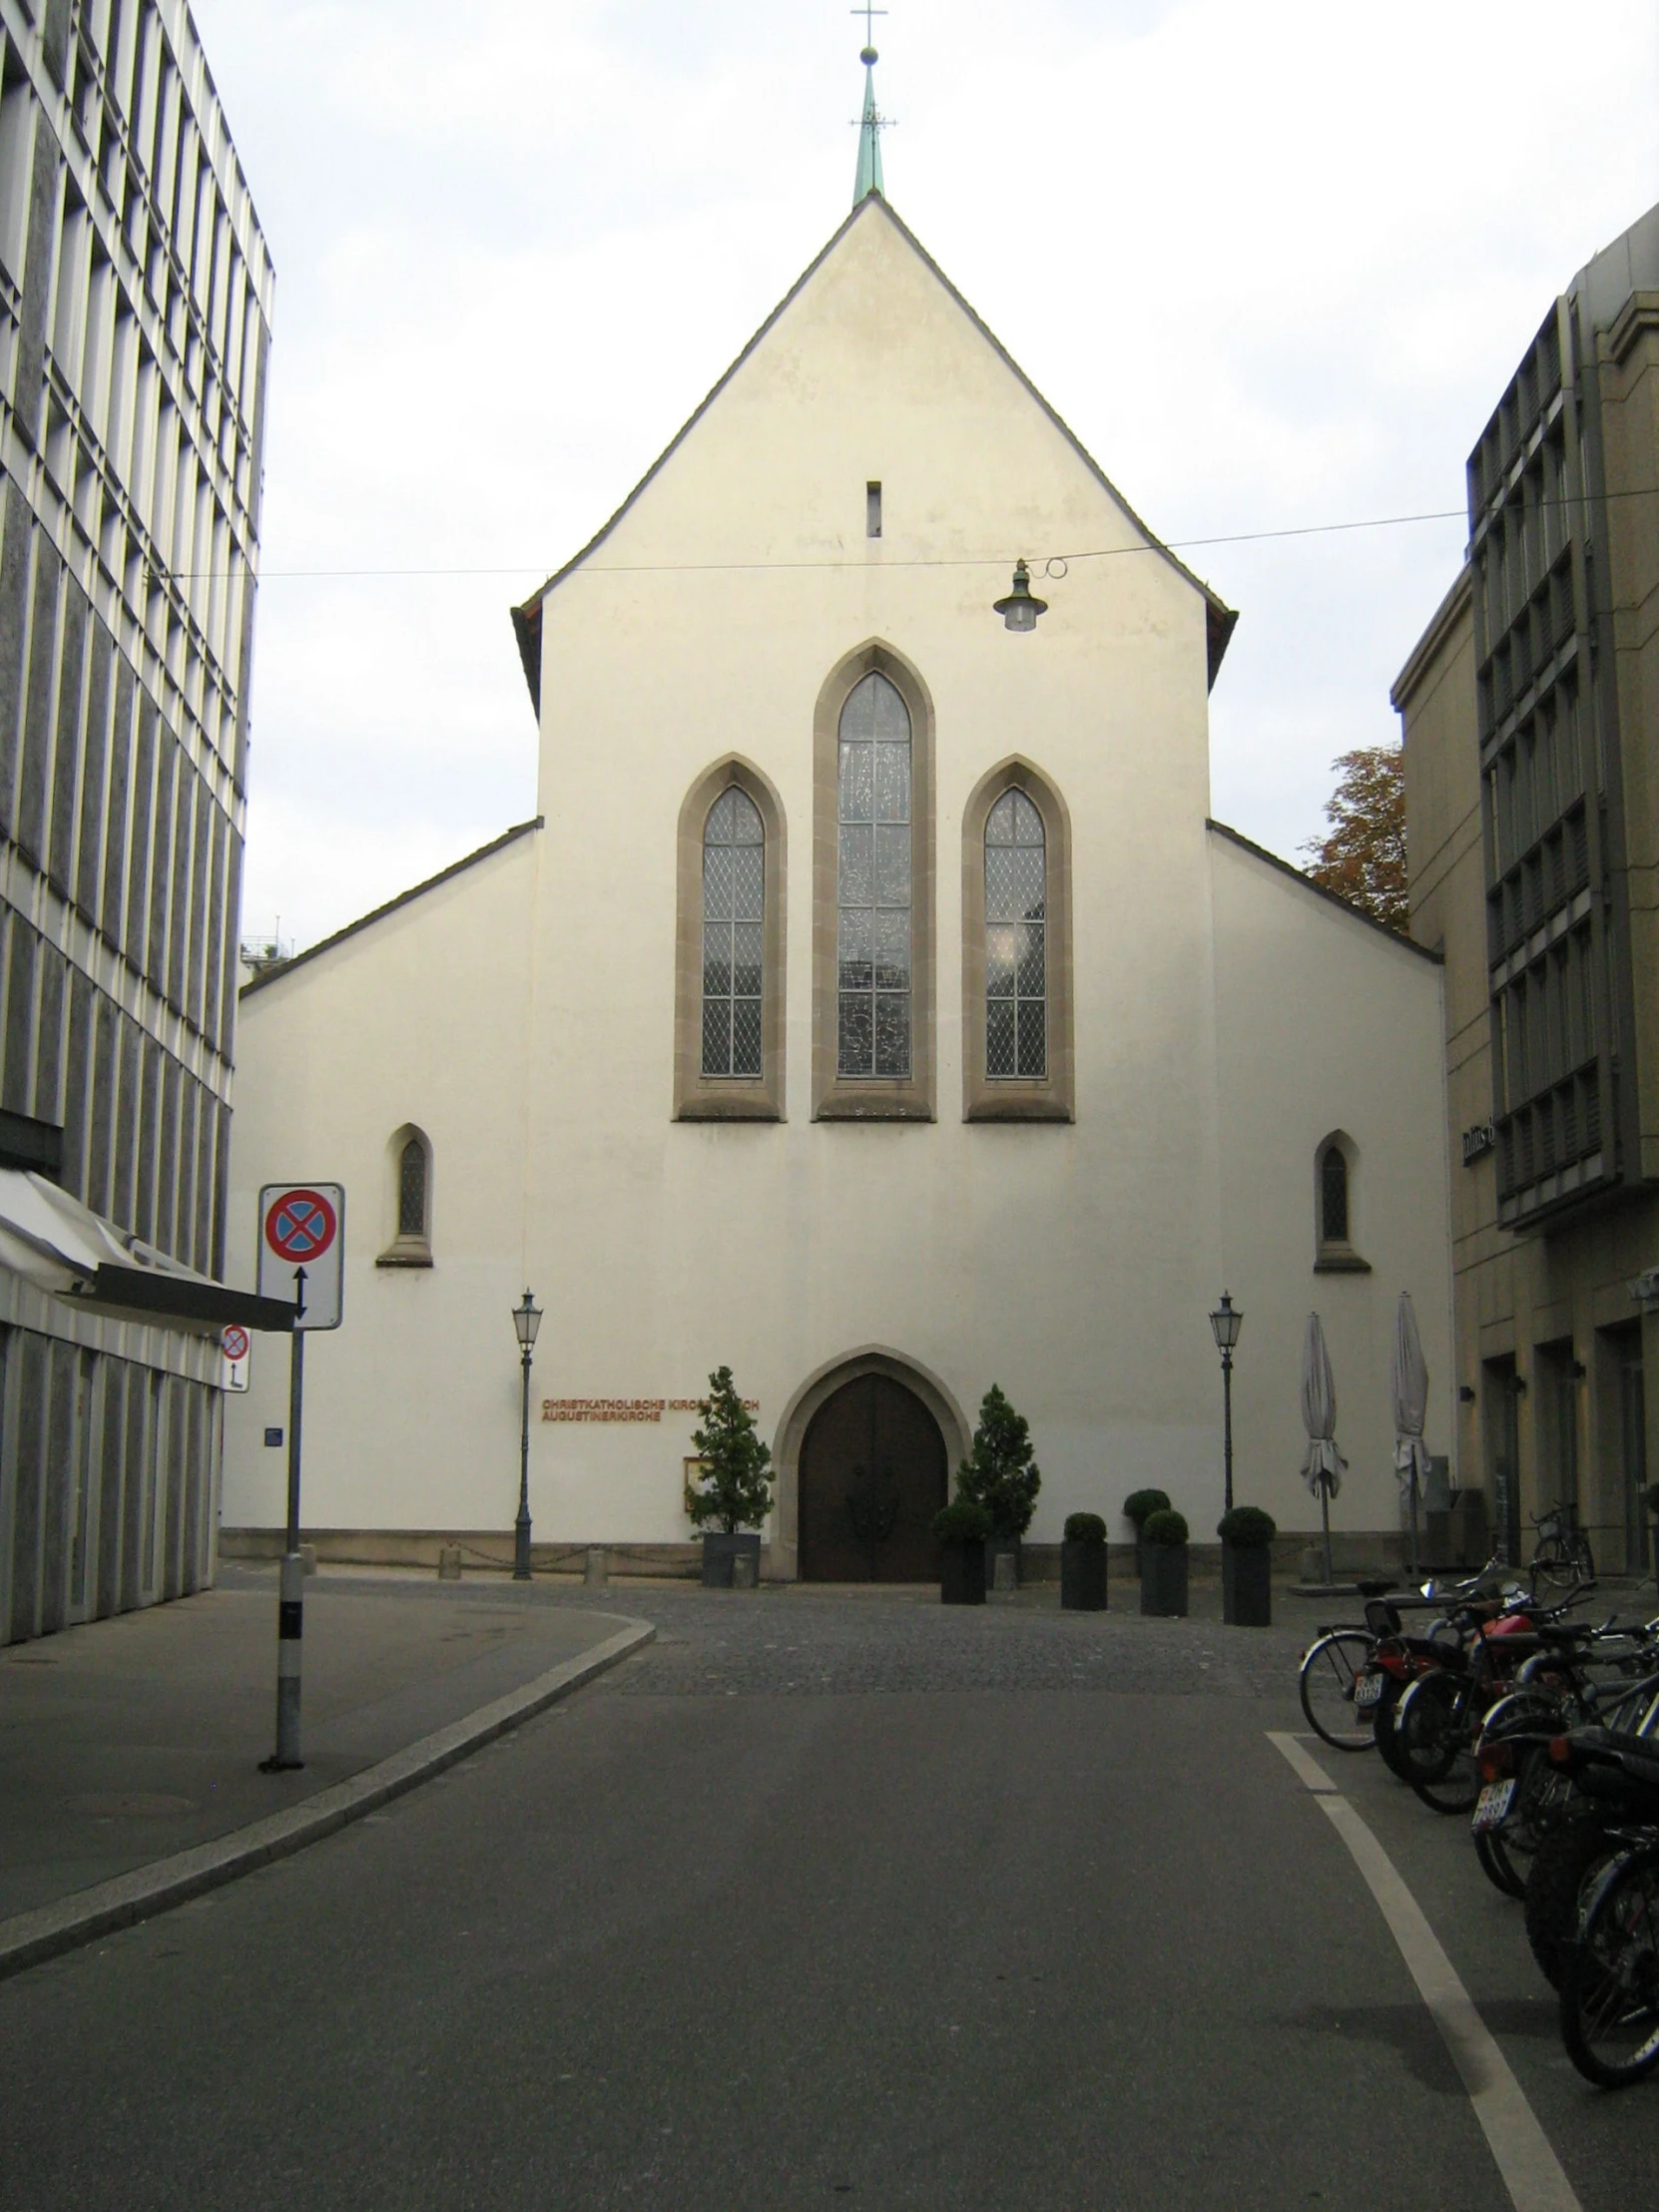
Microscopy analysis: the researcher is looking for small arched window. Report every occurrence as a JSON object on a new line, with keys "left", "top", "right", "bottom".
{"left": 1320, "top": 1142, "right": 1349, "bottom": 1246}
{"left": 1314, "top": 1134, "right": 1369, "bottom": 1272}
{"left": 377, "top": 1126, "right": 433, "bottom": 1268}
{"left": 702, "top": 788, "right": 765, "bottom": 1078}
{"left": 398, "top": 1137, "right": 428, "bottom": 1239}
{"left": 985, "top": 789, "right": 1046, "bottom": 1079}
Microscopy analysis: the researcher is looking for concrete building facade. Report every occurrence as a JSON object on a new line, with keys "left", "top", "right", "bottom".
{"left": 1396, "top": 201, "right": 1659, "bottom": 1574}
{"left": 222, "top": 189, "right": 1453, "bottom": 1576}
{"left": 0, "top": 0, "right": 273, "bottom": 1639}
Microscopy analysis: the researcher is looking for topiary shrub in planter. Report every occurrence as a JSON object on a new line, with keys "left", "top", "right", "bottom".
{"left": 686, "top": 1367, "right": 774, "bottom": 1588}
{"left": 1218, "top": 1505, "right": 1277, "bottom": 1627}
{"left": 953, "top": 1385, "right": 1041, "bottom": 1589}
{"left": 1140, "top": 1507, "right": 1189, "bottom": 1617}
{"left": 1123, "top": 1487, "right": 1172, "bottom": 1578}
{"left": 935, "top": 1501, "right": 991, "bottom": 1605}
{"left": 1061, "top": 1511, "right": 1108, "bottom": 1611}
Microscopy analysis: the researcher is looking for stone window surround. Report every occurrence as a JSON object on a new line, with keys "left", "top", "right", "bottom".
{"left": 813, "top": 641, "right": 936, "bottom": 1121}
{"left": 377, "top": 1122, "right": 434, "bottom": 1268}
{"left": 1314, "top": 1129, "right": 1370, "bottom": 1274}
{"left": 674, "top": 756, "right": 788, "bottom": 1121}
{"left": 960, "top": 757, "right": 1075, "bottom": 1122}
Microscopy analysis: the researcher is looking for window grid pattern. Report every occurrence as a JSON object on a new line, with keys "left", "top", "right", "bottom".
{"left": 397, "top": 1138, "right": 426, "bottom": 1239}
{"left": 701, "top": 788, "right": 765, "bottom": 1077}
{"left": 1321, "top": 1144, "right": 1349, "bottom": 1244}
{"left": 836, "top": 672, "right": 911, "bottom": 1078}
{"left": 984, "top": 790, "right": 1046, "bottom": 1078}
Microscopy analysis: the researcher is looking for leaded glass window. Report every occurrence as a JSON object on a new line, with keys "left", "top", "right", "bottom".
{"left": 1321, "top": 1143, "right": 1349, "bottom": 1245}
{"left": 985, "top": 789, "right": 1046, "bottom": 1078}
{"left": 701, "top": 788, "right": 765, "bottom": 1077}
{"left": 836, "top": 671, "right": 911, "bottom": 1077}
{"left": 398, "top": 1138, "right": 427, "bottom": 1238}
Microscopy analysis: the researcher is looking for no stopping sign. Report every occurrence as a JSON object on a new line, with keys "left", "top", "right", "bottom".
{"left": 259, "top": 1183, "right": 345, "bottom": 1329}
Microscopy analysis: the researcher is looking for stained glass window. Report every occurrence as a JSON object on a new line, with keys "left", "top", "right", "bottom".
{"left": 702, "top": 787, "right": 765, "bottom": 1077}
{"left": 1321, "top": 1143, "right": 1349, "bottom": 1244}
{"left": 985, "top": 789, "right": 1046, "bottom": 1078}
{"left": 836, "top": 672, "right": 911, "bottom": 1078}
{"left": 398, "top": 1137, "right": 427, "bottom": 1239}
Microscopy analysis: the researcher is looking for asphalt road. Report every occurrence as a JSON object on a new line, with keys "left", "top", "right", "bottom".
{"left": 0, "top": 1587, "right": 1652, "bottom": 2211}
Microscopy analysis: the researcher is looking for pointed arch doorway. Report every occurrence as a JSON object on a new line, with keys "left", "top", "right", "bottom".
{"left": 798, "top": 1374, "right": 948, "bottom": 1582}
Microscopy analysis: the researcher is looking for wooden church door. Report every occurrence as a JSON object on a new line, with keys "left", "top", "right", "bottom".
{"left": 798, "top": 1375, "right": 947, "bottom": 1582}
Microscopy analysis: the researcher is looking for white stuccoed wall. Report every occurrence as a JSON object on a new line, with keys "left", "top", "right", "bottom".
{"left": 222, "top": 200, "right": 1451, "bottom": 1559}
{"left": 1209, "top": 828, "right": 1454, "bottom": 1538}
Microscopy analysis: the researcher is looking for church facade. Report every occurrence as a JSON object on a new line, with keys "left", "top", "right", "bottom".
{"left": 221, "top": 194, "right": 1453, "bottom": 1575}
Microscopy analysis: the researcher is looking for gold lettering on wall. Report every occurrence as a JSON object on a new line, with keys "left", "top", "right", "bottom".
{"left": 541, "top": 1396, "right": 760, "bottom": 1423}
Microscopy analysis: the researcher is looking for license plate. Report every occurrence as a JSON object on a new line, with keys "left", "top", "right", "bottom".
{"left": 1471, "top": 1778, "right": 1516, "bottom": 1833}
{"left": 1355, "top": 1674, "right": 1384, "bottom": 1709}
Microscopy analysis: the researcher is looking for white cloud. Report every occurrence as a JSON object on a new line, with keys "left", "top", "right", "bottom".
{"left": 190, "top": 0, "right": 1659, "bottom": 946}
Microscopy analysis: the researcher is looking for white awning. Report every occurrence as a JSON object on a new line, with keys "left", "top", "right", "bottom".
{"left": 0, "top": 1169, "right": 295, "bottom": 1336}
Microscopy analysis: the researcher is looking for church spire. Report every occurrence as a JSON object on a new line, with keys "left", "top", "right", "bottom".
{"left": 852, "top": 8, "right": 887, "bottom": 205}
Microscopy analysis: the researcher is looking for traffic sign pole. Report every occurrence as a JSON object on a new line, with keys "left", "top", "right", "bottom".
{"left": 256, "top": 1184, "right": 343, "bottom": 1777}
{"left": 263, "top": 1266, "right": 307, "bottom": 1773}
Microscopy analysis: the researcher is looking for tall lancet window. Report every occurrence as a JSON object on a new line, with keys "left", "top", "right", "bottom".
{"left": 702, "top": 788, "right": 766, "bottom": 1077}
{"left": 984, "top": 790, "right": 1046, "bottom": 1078}
{"left": 398, "top": 1137, "right": 428, "bottom": 1238}
{"left": 836, "top": 671, "right": 912, "bottom": 1077}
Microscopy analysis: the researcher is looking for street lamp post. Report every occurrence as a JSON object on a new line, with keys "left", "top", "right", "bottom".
{"left": 511, "top": 1289, "right": 543, "bottom": 1581}
{"left": 1209, "top": 1292, "right": 1243, "bottom": 1515}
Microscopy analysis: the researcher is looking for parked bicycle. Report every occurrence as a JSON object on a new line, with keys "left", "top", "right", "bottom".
{"left": 1530, "top": 1502, "right": 1596, "bottom": 1596}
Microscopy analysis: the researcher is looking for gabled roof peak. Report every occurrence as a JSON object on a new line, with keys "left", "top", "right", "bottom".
{"left": 510, "top": 196, "right": 1237, "bottom": 711}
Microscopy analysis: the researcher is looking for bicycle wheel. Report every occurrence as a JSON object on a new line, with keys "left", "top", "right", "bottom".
{"left": 1560, "top": 1848, "right": 1659, "bottom": 2086}
{"left": 1473, "top": 1746, "right": 1561, "bottom": 1897}
{"left": 1299, "top": 1630, "right": 1378, "bottom": 1751}
{"left": 1531, "top": 1537, "right": 1575, "bottom": 1597}
{"left": 1375, "top": 1674, "right": 1413, "bottom": 1780}
{"left": 1526, "top": 1814, "right": 1615, "bottom": 1990}
{"left": 1397, "top": 1671, "right": 1480, "bottom": 1813}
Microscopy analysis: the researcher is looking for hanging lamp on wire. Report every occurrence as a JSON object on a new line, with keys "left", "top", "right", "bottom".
{"left": 993, "top": 558, "right": 1049, "bottom": 633}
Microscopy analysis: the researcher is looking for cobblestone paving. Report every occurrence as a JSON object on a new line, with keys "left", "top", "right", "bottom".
{"left": 565, "top": 1586, "right": 1308, "bottom": 1699}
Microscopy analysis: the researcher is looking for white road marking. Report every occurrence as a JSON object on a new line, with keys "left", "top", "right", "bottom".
{"left": 1265, "top": 1732, "right": 1582, "bottom": 2212}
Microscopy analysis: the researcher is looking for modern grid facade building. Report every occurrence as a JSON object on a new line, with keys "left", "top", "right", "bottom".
{"left": 1396, "top": 201, "right": 1659, "bottom": 1573}
{"left": 0, "top": 0, "right": 272, "bottom": 1639}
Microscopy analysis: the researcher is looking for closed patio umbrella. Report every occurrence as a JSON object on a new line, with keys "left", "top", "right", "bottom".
{"left": 1302, "top": 1311, "right": 1347, "bottom": 1588}
{"left": 1391, "top": 1291, "right": 1432, "bottom": 1580}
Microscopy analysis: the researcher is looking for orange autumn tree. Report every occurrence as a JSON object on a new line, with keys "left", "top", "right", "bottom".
{"left": 1301, "top": 745, "right": 1408, "bottom": 931}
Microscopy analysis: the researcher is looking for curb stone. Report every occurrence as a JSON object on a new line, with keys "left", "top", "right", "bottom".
{"left": 0, "top": 1615, "right": 655, "bottom": 1982}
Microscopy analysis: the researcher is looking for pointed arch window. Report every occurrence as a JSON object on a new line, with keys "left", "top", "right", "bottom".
{"left": 985, "top": 790, "right": 1046, "bottom": 1079}
{"left": 397, "top": 1136, "right": 427, "bottom": 1238}
{"left": 675, "top": 759, "right": 786, "bottom": 1120}
{"left": 836, "top": 671, "right": 913, "bottom": 1079}
{"left": 702, "top": 788, "right": 766, "bottom": 1078}
{"left": 1314, "top": 1134, "right": 1369, "bottom": 1271}
{"left": 377, "top": 1125, "right": 433, "bottom": 1267}
{"left": 962, "top": 762, "right": 1073, "bottom": 1120}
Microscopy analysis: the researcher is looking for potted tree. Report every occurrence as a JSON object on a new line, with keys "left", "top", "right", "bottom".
{"left": 1123, "top": 1488, "right": 1172, "bottom": 1579}
{"left": 935, "top": 1501, "right": 990, "bottom": 1605}
{"left": 1218, "top": 1505, "right": 1277, "bottom": 1626}
{"left": 1140, "top": 1507, "right": 1189, "bottom": 1617}
{"left": 1061, "top": 1512, "right": 1108, "bottom": 1611}
{"left": 953, "top": 1384, "right": 1041, "bottom": 1588}
{"left": 686, "top": 1366, "right": 774, "bottom": 1588}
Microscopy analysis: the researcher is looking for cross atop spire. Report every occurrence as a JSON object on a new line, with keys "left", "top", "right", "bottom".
{"left": 852, "top": 7, "right": 890, "bottom": 206}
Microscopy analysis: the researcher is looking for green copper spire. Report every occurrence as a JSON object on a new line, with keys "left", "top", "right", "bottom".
{"left": 853, "top": 31, "right": 886, "bottom": 204}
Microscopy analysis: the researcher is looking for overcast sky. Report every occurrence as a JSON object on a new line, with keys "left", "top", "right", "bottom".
{"left": 188, "top": 0, "right": 1659, "bottom": 953}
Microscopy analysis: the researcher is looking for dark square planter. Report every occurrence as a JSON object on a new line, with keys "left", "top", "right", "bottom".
{"left": 940, "top": 1539, "right": 987, "bottom": 1605}
{"left": 984, "top": 1535, "right": 1022, "bottom": 1590}
{"left": 1140, "top": 1543, "right": 1188, "bottom": 1617}
{"left": 1060, "top": 1539, "right": 1107, "bottom": 1611}
{"left": 701, "top": 1531, "right": 762, "bottom": 1588}
{"left": 1222, "top": 1541, "right": 1272, "bottom": 1626}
